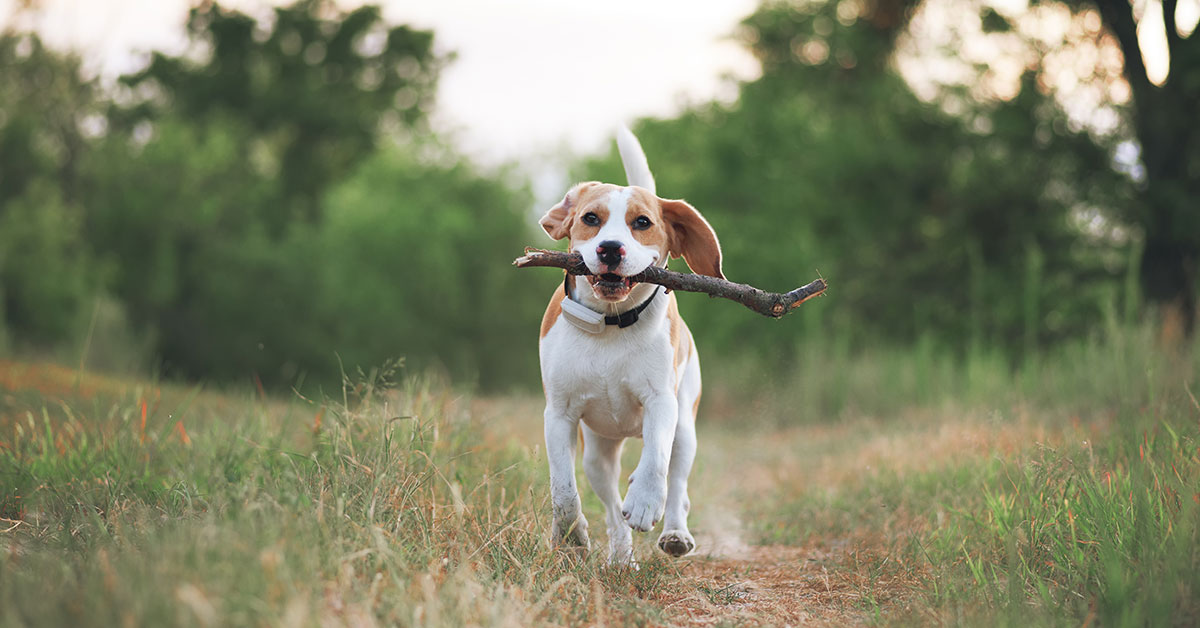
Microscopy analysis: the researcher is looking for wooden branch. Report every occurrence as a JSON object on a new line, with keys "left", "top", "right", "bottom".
{"left": 513, "top": 248, "right": 827, "bottom": 319}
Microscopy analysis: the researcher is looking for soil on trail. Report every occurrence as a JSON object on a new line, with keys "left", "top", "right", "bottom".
{"left": 662, "top": 544, "right": 895, "bottom": 627}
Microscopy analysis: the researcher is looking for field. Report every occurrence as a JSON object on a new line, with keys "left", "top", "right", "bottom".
{"left": 2, "top": 328, "right": 1199, "bottom": 626}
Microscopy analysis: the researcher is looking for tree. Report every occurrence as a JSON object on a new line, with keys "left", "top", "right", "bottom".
{"left": 82, "top": 1, "right": 445, "bottom": 382}
{"left": 2, "top": 2, "right": 544, "bottom": 388}
{"left": 1088, "top": 0, "right": 1200, "bottom": 338}
{"left": 78, "top": 1, "right": 543, "bottom": 388}
{"left": 114, "top": 0, "right": 443, "bottom": 231}
{"left": 577, "top": 0, "right": 1128, "bottom": 363}
{"left": 907, "top": 0, "right": 1199, "bottom": 338}
{"left": 0, "top": 33, "right": 97, "bottom": 345}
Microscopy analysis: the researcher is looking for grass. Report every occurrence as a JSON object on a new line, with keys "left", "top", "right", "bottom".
{"left": 745, "top": 327, "right": 1200, "bottom": 625}
{"left": 1, "top": 324, "right": 1199, "bottom": 626}
{"left": 0, "top": 362, "right": 676, "bottom": 626}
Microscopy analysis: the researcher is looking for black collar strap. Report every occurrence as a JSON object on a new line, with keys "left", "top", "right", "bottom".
{"left": 606, "top": 286, "right": 660, "bottom": 328}
{"left": 563, "top": 274, "right": 660, "bottom": 329}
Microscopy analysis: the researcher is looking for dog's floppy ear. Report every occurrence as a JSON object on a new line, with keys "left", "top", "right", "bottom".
{"left": 539, "top": 182, "right": 595, "bottom": 240}
{"left": 660, "top": 198, "right": 724, "bottom": 280}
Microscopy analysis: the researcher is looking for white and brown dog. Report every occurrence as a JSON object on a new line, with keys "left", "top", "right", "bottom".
{"left": 537, "top": 127, "right": 722, "bottom": 563}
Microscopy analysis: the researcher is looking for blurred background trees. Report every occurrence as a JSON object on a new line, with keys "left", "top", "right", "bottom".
{"left": 0, "top": 35, "right": 98, "bottom": 347}
{"left": 1, "top": 0, "right": 540, "bottom": 389}
{"left": 0, "top": 0, "right": 1194, "bottom": 392}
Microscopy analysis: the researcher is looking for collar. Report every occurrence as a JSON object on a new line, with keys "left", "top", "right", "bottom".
{"left": 605, "top": 286, "right": 660, "bottom": 328}
{"left": 561, "top": 274, "right": 662, "bottom": 333}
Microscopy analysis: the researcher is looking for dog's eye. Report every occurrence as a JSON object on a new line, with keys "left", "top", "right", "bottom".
{"left": 582, "top": 212, "right": 600, "bottom": 226}
{"left": 632, "top": 216, "right": 652, "bottom": 230}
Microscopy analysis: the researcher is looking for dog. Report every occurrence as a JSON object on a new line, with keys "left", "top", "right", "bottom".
{"left": 537, "top": 127, "right": 723, "bottom": 563}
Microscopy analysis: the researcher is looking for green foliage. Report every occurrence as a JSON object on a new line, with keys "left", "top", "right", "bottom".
{"left": 83, "top": 116, "right": 278, "bottom": 335}
{"left": 0, "top": 181, "right": 94, "bottom": 346}
{"left": 115, "top": 0, "right": 443, "bottom": 229}
{"left": 84, "top": 126, "right": 541, "bottom": 387}
{"left": 0, "top": 0, "right": 1173, "bottom": 391}
{"left": 79, "top": 1, "right": 545, "bottom": 389}
{"left": 1, "top": 3, "right": 543, "bottom": 388}
{"left": 576, "top": 0, "right": 1132, "bottom": 367}
{"left": 0, "top": 33, "right": 99, "bottom": 348}
{"left": 0, "top": 34, "right": 95, "bottom": 207}
{"left": 311, "top": 149, "right": 543, "bottom": 388}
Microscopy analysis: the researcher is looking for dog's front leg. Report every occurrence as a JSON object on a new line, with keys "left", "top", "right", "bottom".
{"left": 544, "top": 407, "right": 589, "bottom": 550}
{"left": 622, "top": 393, "right": 677, "bottom": 532}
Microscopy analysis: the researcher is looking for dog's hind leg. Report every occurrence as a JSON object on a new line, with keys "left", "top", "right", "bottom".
{"left": 659, "top": 352, "right": 700, "bottom": 557}
{"left": 582, "top": 424, "right": 634, "bottom": 564}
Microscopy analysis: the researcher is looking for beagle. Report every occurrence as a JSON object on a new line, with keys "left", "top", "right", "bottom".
{"left": 537, "top": 127, "right": 723, "bottom": 563}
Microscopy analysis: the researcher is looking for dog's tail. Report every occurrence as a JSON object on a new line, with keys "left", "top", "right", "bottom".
{"left": 616, "top": 125, "right": 656, "bottom": 195}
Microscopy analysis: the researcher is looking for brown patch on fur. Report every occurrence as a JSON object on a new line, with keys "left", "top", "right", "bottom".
{"left": 627, "top": 187, "right": 671, "bottom": 251}
{"left": 665, "top": 293, "right": 702, "bottom": 407}
{"left": 540, "top": 182, "right": 595, "bottom": 240}
{"left": 667, "top": 295, "right": 690, "bottom": 375}
{"left": 540, "top": 283, "right": 567, "bottom": 339}
{"left": 568, "top": 204, "right": 606, "bottom": 242}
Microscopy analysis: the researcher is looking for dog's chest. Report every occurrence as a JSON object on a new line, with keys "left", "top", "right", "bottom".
{"left": 541, "top": 317, "right": 674, "bottom": 439}
{"left": 572, "top": 377, "right": 646, "bottom": 439}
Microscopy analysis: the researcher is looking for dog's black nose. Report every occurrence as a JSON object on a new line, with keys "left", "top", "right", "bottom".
{"left": 596, "top": 241, "right": 625, "bottom": 269}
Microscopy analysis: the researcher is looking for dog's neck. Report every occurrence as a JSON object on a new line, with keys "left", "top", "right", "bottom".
{"left": 566, "top": 257, "right": 668, "bottom": 318}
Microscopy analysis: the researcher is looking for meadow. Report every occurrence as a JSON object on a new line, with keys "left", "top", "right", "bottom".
{"left": 3, "top": 0, "right": 1198, "bottom": 624}
{"left": 2, "top": 325, "right": 1198, "bottom": 627}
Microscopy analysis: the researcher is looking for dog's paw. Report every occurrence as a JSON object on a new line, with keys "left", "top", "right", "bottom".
{"left": 657, "top": 529, "right": 695, "bottom": 557}
{"left": 621, "top": 479, "right": 666, "bottom": 532}
{"left": 606, "top": 543, "right": 637, "bottom": 567}
{"left": 552, "top": 516, "right": 590, "bottom": 551}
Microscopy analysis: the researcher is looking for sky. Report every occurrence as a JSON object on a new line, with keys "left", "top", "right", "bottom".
{"left": 0, "top": 0, "right": 761, "bottom": 163}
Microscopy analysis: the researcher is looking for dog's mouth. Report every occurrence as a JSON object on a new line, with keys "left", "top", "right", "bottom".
{"left": 588, "top": 273, "right": 637, "bottom": 301}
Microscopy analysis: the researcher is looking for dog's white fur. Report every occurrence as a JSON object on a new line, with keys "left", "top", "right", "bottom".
{"left": 537, "top": 127, "right": 722, "bottom": 563}
{"left": 617, "top": 125, "right": 656, "bottom": 194}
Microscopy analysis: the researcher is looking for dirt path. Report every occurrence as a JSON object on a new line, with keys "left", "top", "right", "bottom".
{"left": 655, "top": 434, "right": 900, "bottom": 627}
{"left": 660, "top": 545, "right": 880, "bottom": 626}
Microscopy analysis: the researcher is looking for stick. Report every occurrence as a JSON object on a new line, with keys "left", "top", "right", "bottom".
{"left": 513, "top": 248, "right": 827, "bottom": 319}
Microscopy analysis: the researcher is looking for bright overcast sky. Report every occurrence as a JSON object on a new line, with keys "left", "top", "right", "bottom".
{"left": 0, "top": 0, "right": 761, "bottom": 162}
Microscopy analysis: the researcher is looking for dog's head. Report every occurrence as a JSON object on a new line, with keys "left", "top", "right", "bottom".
{"left": 539, "top": 183, "right": 723, "bottom": 303}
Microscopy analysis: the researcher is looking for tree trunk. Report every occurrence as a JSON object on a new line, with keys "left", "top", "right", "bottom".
{"left": 1141, "top": 236, "right": 1197, "bottom": 344}
{"left": 1093, "top": 0, "right": 1200, "bottom": 339}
